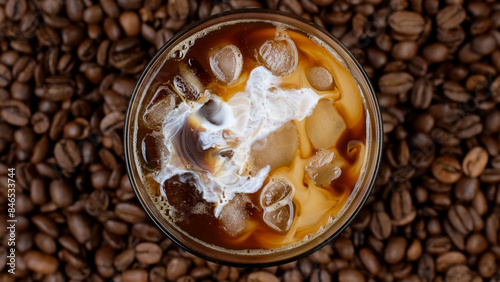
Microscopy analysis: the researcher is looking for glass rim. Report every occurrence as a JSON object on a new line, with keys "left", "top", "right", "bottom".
{"left": 124, "top": 8, "right": 383, "bottom": 267}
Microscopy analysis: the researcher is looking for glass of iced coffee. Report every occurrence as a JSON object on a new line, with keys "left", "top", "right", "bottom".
{"left": 124, "top": 10, "right": 382, "bottom": 266}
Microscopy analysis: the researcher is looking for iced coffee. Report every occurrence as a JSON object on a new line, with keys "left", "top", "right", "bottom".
{"left": 130, "top": 18, "right": 370, "bottom": 253}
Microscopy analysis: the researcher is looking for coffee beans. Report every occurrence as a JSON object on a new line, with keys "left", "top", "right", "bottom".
{"left": 1, "top": 0, "right": 499, "bottom": 281}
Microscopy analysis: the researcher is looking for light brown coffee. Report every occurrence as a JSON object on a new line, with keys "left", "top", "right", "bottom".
{"left": 134, "top": 20, "right": 367, "bottom": 250}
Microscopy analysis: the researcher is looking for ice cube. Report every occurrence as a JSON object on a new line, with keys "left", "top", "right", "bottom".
{"left": 173, "top": 63, "right": 204, "bottom": 101}
{"left": 219, "top": 194, "right": 249, "bottom": 237}
{"left": 141, "top": 131, "right": 170, "bottom": 171}
{"left": 143, "top": 85, "right": 180, "bottom": 127}
{"left": 263, "top": 202, "right": 294, "bottom": 232}
{"left": 306, "top": 66, "right": 335, "bottom": 91}
{"left": 209, "top": 44, "right": 243, "bottom": 85}
{"left": 260, "top": 178, "right": 294, "bottom": 208}
{"left": 260, "top": 177, "right": 295, "bottom": 232}
{"left": 162, "top": 174, "right": 203, "bottom": 213}
{"left": 250, "top": 122, "right": 299, "bottom": 172}
{"left": 305, "top": 149, "right": 342, "bottom": 187}
{"left": 306, "top": 99, "right": 346, "bottom": 149}
{"left": 258, "top": 28, "right": 298, "bottom": 76}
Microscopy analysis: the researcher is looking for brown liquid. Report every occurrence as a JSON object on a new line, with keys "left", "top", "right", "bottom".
{"left": 135, "top": 21, "right": 367, "bottom": 250}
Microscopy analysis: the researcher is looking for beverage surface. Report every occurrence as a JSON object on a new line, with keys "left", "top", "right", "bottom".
{"left": 134, "top": 20, "right": 367, "bottom": 250}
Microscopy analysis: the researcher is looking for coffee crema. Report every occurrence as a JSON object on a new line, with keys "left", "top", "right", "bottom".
{"left": 134, "top": 20, "right": 367, "bottom": 250}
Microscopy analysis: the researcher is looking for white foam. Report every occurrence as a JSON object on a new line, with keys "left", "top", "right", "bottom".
{"left": 155, "top": 66, "right": 320, "bottom": 217}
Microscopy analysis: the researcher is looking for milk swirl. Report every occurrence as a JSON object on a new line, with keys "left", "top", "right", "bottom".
{"left": 154, "top": 66, "right": 319, "bottom": 216}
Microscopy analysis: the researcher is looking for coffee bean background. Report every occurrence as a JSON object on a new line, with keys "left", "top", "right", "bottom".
{"left": 0, "top": 0, "right": 499, "bottom": 281}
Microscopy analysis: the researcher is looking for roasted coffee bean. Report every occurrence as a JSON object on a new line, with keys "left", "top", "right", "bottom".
{"left": 436, "top": 251, "right": 467, "bottom": 272}
{"left": 109, "top": 38, "right": 147, "bottom": 74}
{"left": 437, "top": 5, "right": 466, "bottom": 30}
{"left": 485, "top": 213, "right": 499, "bottom": 245}
{"left": 1, "top": 99, "right": 31, "bottom": 126}
{"left": 166, "top": 257, "right": 191, "bottom": 281}
{"left": 444, "top": 219, "right": 466, "bottom": 250}
{"left": 100, "top": 0, "right": 120, "bottom": 18}
{"left": 478, "top": 252, "right": 497, "bottom": 278}
{"left": 379, "top": 72, "right": 414, "bottom": 95}
{"left": 384, "top": 237, "right": 408, "bottom": 264}
{"left": 448, "top": 205, "right": 473, "bottom": 235}
{"left": 119, "top": 11, "right": 141, "bottom": 37}
{"left": 114, "top": 249, "right": 135, "bottom": 272}
{"left": 406, "top": 239, "right": 422, "bottom": 261}
{"left": 54, "top": 139, "right": 82, "bottom": 170}
{"left": 366, "top": 47, "right": 387, "bottom": 69}
{"left": 389, "top": 11, "right": 425, "bottom": 35}
{"left": 442, "top": 81, "right": 470, "bottom": 102}
{"left": 471, "top": 33, "right": 497, "bottom": 55}
{"left": 480, "top": 168, "right": 500, "bottom": 183}
{"left": 309, "top": 269, "right": 331, "bottom": 282}
{"left": 423, "top": 43, "right": 449, "bottom": 63}
{"left": 63, "top": 118, "right": 91, "bottom": 140}
{"left": 426, "top": 236, "right": 452, "bottom": 254}
{"left": 95, "top": 247, "right": 115, "bottom": 278}
{"left": 135, "top": 242, "right": 162, "bottom": 265}
{"left": 454, "top": 177, "right": 479, "bottom": 201}
{"left": 132, "top": 223, "right": 163, "bottom": 242}
{"left": 408, "top": 56, "right": 428, "bottom": 77}
{"left": 432, "top": 156, "right": 462, "bottom": 184}
{"left": 446, "top": 264, "right": 472, "bottom": 282}
{"left": 115, "top": 202, "right": 146, "bottom": 223}
{"left": 390, "top": 187, "right": 415, "bottom": 226}
{"left": 392, "top": 41, "right": 418, "bottom": 61}
{"left": 49, "top": 180, "right": 74, "bottom": 208}
{"left": 334, "top": 237, "right": 354, "bottom": 260}
{"left": 370, "top": 211, "right": 392, "bottom": 239}
{"left": 338, "top": 268, "right": 365, "bottom": 282}
{"left": 67, "top": 213, "right": 92, "bottom": 244}
{"left": 34, "top": 232, "right": 57, "bottom": 254}
{"left": 32, "top": 215, "right": 59, "bottom": 237}
{"left": 411, "top": 78, "right": 433, "bottom": 109}
{"left": 122, "top": 269, "right": 148, "bottom": 282}
{"left": 466, "top": 233, "right": 488, "bottom": 255}
{"left": 359, "top": 248, "right": 380, "bottom": 275}
{"left": 24, "top": 250, "right": 59, "bottom": 275}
